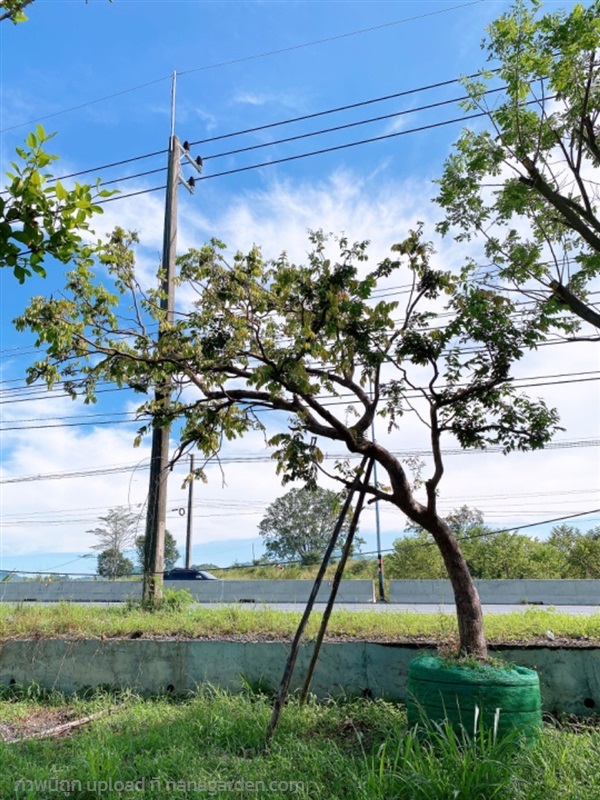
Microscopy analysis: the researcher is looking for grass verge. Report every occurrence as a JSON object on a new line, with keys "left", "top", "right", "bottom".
{"left": 0, "top": 603, "right": 599, "bottom": 645}
{"left": 1, "top": 686, "right": 599, "bottom": 799}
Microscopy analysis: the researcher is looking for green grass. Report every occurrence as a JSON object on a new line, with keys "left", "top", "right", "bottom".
{"left": 1, "top": 686, "right": 599, "bottom": 799}
{"left": 1, "top": 603, "right": 600, "bottom": 644}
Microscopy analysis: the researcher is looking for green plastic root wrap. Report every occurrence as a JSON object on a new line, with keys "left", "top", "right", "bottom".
{"left": 407, "top": 655, "right": 542, "bottom": 739}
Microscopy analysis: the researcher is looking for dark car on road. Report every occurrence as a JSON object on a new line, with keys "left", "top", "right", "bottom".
{"left": 164, "top": 568, "right": 218, "bottom": 580}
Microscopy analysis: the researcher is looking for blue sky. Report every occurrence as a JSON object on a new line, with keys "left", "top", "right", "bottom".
{"left": 1, "top": 0, "right": 598, "bottom": 576}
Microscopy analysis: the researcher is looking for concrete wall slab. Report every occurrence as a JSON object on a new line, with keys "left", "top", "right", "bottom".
{"left": 1, "top": 639, "right": 598, "bottom": 717}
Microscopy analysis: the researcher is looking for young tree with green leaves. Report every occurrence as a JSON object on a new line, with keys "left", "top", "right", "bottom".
{"left": 258, "top": 486, "right": 362, "bottom": 565}
{"left": 17, "top": 226, "right": 561, "bottom": 658}
{"left": 436, "top": 0, "right": 600, "bottom": 332}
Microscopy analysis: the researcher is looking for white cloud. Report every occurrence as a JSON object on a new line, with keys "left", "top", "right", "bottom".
{"left": 232, "top": 91, "right": 303, "bottom": 109}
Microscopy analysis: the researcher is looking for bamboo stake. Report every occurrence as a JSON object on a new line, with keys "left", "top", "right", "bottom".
{"left": 264, "top": 456, "right": 369, "bottom": 750}
{"left": 299, "top": 458, "right": 374, "bottom": 704}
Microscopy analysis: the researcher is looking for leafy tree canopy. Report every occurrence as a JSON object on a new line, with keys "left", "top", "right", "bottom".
{"left": 0, "top": 0, "right": 33, "bottom": 24}
{"left": 436, "top": 0, "right": 600, "bottom": 331}
{"left": 258, "top": 485, "right": 362, "bottom": 565}
{"left": 386, "top": 512, "right": 595, "bottom": 579}
{"left": 16, "top": 226, "right": 564, "bottom": 657}
{"left": 1, "top": 126, "right": 113, "bottom": 282}
{"left": 97, "top": 548, "right": 134, "bottom": 580}
{"left": 547, "top": 523, "right": 600, "bottom": 577}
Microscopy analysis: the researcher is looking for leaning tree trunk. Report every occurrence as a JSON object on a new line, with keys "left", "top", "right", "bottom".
{"left": 423, "top": 514, "right": 487, "bottom": 659}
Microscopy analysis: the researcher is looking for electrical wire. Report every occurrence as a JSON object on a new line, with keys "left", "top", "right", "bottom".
{"left": 96, "top": 185, "right": 166, "bottom": 205}
{"left": 189, "top": 69, "right": 499, "bottom": 147}
{"left": 1, "top": 437, "right": 598, "bottom": 486}
{"left": 2, "top": 65, "right": 506, "bottom": 191}
{"left": 8, "top": 486, "right": 595, "bottom": 526}
{"left": 196, "top": 109, "right": 491, "bottom": 182}
{"left": 0, "top": 0, "right": 484, "bottom": 135}
{"left": 200, "top": 89, "right": 503, "bottom": 163}
{"left": 86, "top": 96, "right": 546, "bottom": 199}
{"left": 1, "top": 371, "right": 598, "bottom": 430}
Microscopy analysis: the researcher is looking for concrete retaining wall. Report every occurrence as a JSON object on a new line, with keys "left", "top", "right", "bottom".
{"left": 388, "top": 579, "right": 600, "bottom": 605}
{"left": 0, "top": 579, "right": 374, "bottom": 604}
{"left": 0, "top": 638, "right": 598, "bottom": 717}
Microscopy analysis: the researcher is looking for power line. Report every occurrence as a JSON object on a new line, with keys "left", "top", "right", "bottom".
{"left": 1, "top": 372, "right": 598, "bottom": 429}
{"left": 51, "top": 150, "right": 167, "bottom": 183}
{"left": 196, "top": 110, "right": 490, "bottom": 182}
{"left": 4, "top": 486, "right": 595, "bottom": 525}
{"left": 2, "top": 66, "right": 505, "bottom": 191}
{"left": 204, "top": 508, "right": 600, "bottom": 571}
{"left": 201, "top": 89, "right": 504, "bottom": 163}
{"left": 405, "top": 508, "right": 600, "bottom": 550}
{"left": 0, "top": 0, "right": 484, "bottom": 134}
{"left": 2, "top": 438, "right": 598, "bottom": 486}
{"left": 96, "top": 185, "right": 166, "bottom": 205}
{"left": 89, "top": 96, "right": 543, "bottom": 199}
{"left": 190, "top": 69, "right": 498, "bottom": 147}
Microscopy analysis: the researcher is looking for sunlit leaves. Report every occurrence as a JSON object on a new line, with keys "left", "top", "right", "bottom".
{"left": 1, "top": 126, "right": 116, "bottom": 282}
{"left": 436, "top": 0, "right": 600, "bottom": 330}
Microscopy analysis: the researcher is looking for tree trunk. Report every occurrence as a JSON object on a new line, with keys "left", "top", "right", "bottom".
{"left": 423, "top": 515, "right": 487, "bottom": 659}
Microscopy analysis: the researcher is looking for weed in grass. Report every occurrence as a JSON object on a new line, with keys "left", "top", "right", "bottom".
{"left": 363, "top": 719, "right": 524, "bottom": 800}
{"left": 2, "top": 688, "right": 600, "bottom": 799}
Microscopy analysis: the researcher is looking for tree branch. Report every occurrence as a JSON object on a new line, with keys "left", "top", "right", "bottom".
{"left": 550, "top": 281, "right": 600, "bottom": 330}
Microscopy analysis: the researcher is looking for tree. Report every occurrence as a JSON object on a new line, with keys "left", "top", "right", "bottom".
{"left": 135, "top": 530, "right": 180, "bottom": 572}
{"left": 16, "top": 227, "right": 562, "bottom": 658}
{"left": 2, "top": 7, "right": 114, "bottom": 280}
{"left": 88, "top": 506, "right": 139, "bottom": 577}
{"left": 1, "top": 126, "right": 112, "bottom": 282}
{"left": 97, "top": 548, "right": 134, "bottom": 580}
{"left": 258, "top": 486, "right": 362, "bottom": 565}
{"left": 386, "top": 507, "right": 564, "bottom": 579}
{"left": 385, "top": 530, "right": 447, "bottom": 579}
{"left": 1, "top": 1, "right": 113, "bottom": 26}
{"left": 386, "top": 507, "right": 487, "bottom": 579}
{"left": 0, "top": 0, "right": 34, "bottom": 24}
{"left": 463, "top": 531, "right": 556, "bottom": 579}
{"left": 547, "top": 523, "right": 600, "bottom": 577}
{"left": 436, "top": 0, "right": 600, "bottom": 332}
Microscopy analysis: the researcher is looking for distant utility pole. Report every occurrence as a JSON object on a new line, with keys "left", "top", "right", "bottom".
{"left": 185, "top": 453, "right": 195, "bottom": 569}
{"left": 143, "top": 73, "right": 203, "bottom": 604}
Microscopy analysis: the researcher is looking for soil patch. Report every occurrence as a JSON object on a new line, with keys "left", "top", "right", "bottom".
{"left": 0, "top": 707, "right": 75, "bottom": 743}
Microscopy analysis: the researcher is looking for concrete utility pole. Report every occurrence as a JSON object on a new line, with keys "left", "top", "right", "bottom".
{"left": 185, "top": 453, "right": 195, "bottom": 569}
{"left": 142, "top": 133, "right": 179, "bottom": 604}
{"left": 143, "top": 73, "right": 203, "bottom": 604}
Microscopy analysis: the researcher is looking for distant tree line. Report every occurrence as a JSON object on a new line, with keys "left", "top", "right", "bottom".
{"left": 385, "top": 507, "right": 600, "bottom": 580}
